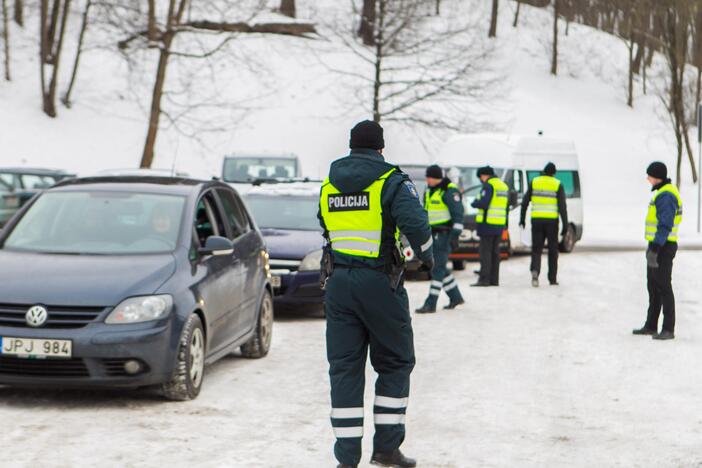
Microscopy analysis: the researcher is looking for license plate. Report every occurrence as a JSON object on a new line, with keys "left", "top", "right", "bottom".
{"left": 270, "top": 275, "right": 282, "bottom": 288}
{"left": 0, "top": 337, "right": 72, "bottom": 359}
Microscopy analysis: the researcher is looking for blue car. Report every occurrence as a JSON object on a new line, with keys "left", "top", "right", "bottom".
{"left": 244, "top": 183, "right": 325, "bottom": 310}
{"left": 0, "top": 175, "right": 273, "bottom": 400}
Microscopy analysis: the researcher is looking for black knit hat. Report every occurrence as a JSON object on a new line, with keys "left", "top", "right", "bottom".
{"left": 646, "top": 161, "right": 667, "bottom": 180}
{"left": 477, "top": 166, "right": 495, "bottom": 177}
{"left": 543, "top": 162, "right": 557, "bottom": 176}
{"left": 349, "top": 120, "right": 385, "bottom": 150}
{"left": 425, "top": 164, "right": 443, "bottom": 179}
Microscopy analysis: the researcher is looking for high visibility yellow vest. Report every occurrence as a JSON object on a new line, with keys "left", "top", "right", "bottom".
{"left": 424, "top": 183, "right": 459, "bottom": 226}
{"left": 531, "top": 175, "right": 560, "bottom": 220}
{"left": 319, "top": 168, "right": 395, "bottom": 258}
{"left": 476, "top": 177, "right": 508, "bottom": 226}
{"left": 645, "top": 183, "right": 683, "bottom": 243}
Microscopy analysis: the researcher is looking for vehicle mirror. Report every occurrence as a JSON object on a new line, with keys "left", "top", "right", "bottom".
{"left": 199, "top": 236, "right": 234, "bottom": 257}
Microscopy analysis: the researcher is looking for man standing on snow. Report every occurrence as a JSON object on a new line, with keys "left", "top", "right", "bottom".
{"left": 519, "top": 162, "right": 568, "bottom": 287}
{"left": 470, "top": 166, "right": 509, "bottom": 287}
{"left": 319, "top": 120, "right": 433, "bottom": 468}
{"left": 633, "top": 162, "right": 682, "bottom": 341}
{"left": 415, "top": 165, "right": 466, "bottom": 313}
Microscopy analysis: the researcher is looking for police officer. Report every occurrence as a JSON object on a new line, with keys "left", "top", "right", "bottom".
{"left": 633, "top": 162, "right": 682, "bottom": 341}
{"left": 470, "top": 166, "right": 509, "bottom": 287}
{"left": 519, "top": 162, "right": 568, "bottom": 287}
{"left": 415, "top": 165, "right": 465, "bottom": 313}
{"left": 319, "top": 120, "right": 433, "bottom": 468}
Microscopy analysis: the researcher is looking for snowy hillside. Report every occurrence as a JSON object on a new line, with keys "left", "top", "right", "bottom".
{"left": 0, "top": 1, "right": 700, "bottom": 245}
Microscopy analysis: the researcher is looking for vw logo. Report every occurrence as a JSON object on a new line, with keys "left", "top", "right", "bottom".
{"left": 26, "top": 305, "right": 48, "bottom": 328}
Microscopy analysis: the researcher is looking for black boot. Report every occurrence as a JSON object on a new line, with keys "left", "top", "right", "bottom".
{"left": 470, "top": 281, "right": 490, "bottom": 287}
{"left": 652, "top": 330, "right": 675, "bottom": 340}
{"left": 443, "top": 298, "right": 465, "bottom": 310}
{"left": 337, "top": 464, "right": 357, "bottom": 468}
{"left": 415, "top": 304, "right": 436, "bottom": 314}
{"left": 531, "top": 271, "right": 539, "bottom": 288}
{"left": 371, "top": 449, "right": 417, "bottom": 468}
{"left": 632, "top": 327, "right": 656, "bottom": 336}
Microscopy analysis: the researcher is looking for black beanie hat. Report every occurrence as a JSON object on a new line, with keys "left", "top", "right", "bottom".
{"left": 425, "top": 164, "right": 443, "bottom": 179}
{"left": 543, "top": 162, "right": 557, "bottom": 176}
{"left": 646, "top": 161, "right": 667, "bottom": 180}
{"left": 477, "top": 166, "right": 495, "bottom": 177}
{"left": 350, "top": 120, "right": 385, "bottom": 150}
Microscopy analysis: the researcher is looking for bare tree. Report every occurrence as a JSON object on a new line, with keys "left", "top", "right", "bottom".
{"left": 13, "top": 0, "right": 21, "bottom": 27}
{"left": 324, "top": 0, "right": 501, "bottom": 131}
{"left": 513, "top": 0, "right": 521, "bottom": 28}
{"left": 489, "top": 0, "right": 498, "bottom": 37}
{"left": 358, "top": 0, "right": 376, "bottom": 46}
{"left": 1, "top": 0, "right": 9, "bottom": 81}
{"left": 40, "top": 0, "right": 72, "bottom": 117}
{"left": 114, "top": 0, "right": 316, "bottom": 168}
{"left": 62, "top": 0, "right": 91, "bottom": 107}
{"left": 279, "top": 0, "right": 295, "bottom": 18}
{"left": 551, "top": 0, "right": 558, "bottom": 75}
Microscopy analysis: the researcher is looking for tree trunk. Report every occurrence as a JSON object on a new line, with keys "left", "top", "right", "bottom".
{"left": 372, "top": 0, "right": 384, "bottom": 122}
{"left": 488, "top": 0, "right": 498, "bottom": 38}
{"left": 141, "top": 38, "right": 172, "bottom": 168}
{"left": 62, "top": 0, "right": 91, "bottom": 107}
{"left": 435, "top": 0, "right": 440, "bottom": 16}
{"left": 632, "top": 37, "right": 645, "bottom": 75}
{"left": 642, "top": 60, "right": 647, "bottom": 95}
{"left": 358, "top": 0, "right": 376, "bottom": 46}
{"left": 13, "top": 0, "right": 21, "bottom": 26}
{"left": 627, "top": 38, "right": 633, "bottom": 107}
{"left": 513, "top": 0, "right": 520, "bottom": 27}
{"left": 2, "top": 0, "right": 9, "bottom": 81}
{"left": 42, "top": 0, "right": 71, "bottom": 117}
{"left": 279, "top": 0, "right": 295, "bottom": 18}
{"left": 551, "top": 0, "right": 558, "bottom": 76}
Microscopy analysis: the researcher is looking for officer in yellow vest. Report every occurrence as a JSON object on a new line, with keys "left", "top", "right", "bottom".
{"left": 415, "top": 165, "right": 466, "bottom": 313}
{"left": 633, "top": 162, "right": 682, "bottom": 341}
{"left": 519, "top": 162, "right": 568, "bottom": 287}
{"left": 470, "top": 166, "right": 509, "bottom": 286}
{"left": 318, "top": 121, "right": 433, "bottom": 468}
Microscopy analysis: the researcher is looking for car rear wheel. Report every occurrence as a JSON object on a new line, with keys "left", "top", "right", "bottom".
{"left": 162, "top": 314, "right": 205, "bottom": 401}
{"left": 559, "top": 224, "right": 576, "bottom": 253}
{"left": 241, "top": 291, "right": 274, "bottom": 359}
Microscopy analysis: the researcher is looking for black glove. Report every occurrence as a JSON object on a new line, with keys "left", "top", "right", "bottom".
{"left": 561, "top": 226, "right": 567, "bottom": 236}
{"left": 519, "top": 221, "right": 525, "bottom": 229}
{"left": 450, "top": 236, "right": 459, "bottom": 251}
{"left": 646, "top": 247, "right": 659, "bottom": 269}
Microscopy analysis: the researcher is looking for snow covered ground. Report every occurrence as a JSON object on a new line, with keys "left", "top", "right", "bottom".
{"left": 2, "top": 251, "right": 701, "bottom": 468}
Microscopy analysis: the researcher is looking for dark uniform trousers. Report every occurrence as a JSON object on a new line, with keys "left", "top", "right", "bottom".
{"left": 325, "top": 267, "right": 415, "bottom": 466}
{"left": 478, "top": 235, "right": 501, "bottom": 285}
{"left": 530, "top": 219, "right": 559, "bottom": 283}
{"left": 645, "top": 242, "right": 677, "bottom": 333}
{"left": 423, "top": 230, "right": 463, "bottom": 308}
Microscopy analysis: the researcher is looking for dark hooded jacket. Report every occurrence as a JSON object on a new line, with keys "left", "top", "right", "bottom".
{"left": 650, "top": 178, "right": 679, "bottom": 248}
{"left": 318, "top": 148, "right": 433, "bottom": 269}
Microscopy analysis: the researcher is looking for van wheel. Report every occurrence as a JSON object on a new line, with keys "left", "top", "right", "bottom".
{"left": 241, "top": 291, "right": 274, "bottom": 359}
{"left": 452, "top": 260, "right": 466, "bottom": 271}
{"left": 559, "top": 224, "right": 576, "bottom": 253}
{"left": 162, "top": 314, "right": 205, "bottom": 401}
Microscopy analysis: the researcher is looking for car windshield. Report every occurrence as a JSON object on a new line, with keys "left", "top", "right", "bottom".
{"left": 3, "top": 191, "right": 186, "bottom": 254}
{"left": 245, "top": 195, "right": 321, "bottom": 231}
{"left": 461, "top": 185, "right": 484, "bottom": 216}
{"left": 447, "top": 166, "right": 506, "bottom": 191}
{"left": 223, "top": 157, "right": 297, "bottom": 183}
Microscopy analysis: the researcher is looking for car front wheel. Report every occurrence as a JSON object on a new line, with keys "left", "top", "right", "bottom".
{"left": 241, "top": 291, "right": 274, "bottom": 359}
{"left": 162, "top": 314, "right": 206, "bottom": 401}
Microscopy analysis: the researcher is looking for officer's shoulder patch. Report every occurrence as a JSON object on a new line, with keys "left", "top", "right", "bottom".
{"left": 404, "top": 181, "right": 419, "bottom": 199}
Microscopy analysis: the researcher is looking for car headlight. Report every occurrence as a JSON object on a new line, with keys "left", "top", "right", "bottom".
{"left": 299, "top": 249, "right": 323, "bottom": 272}
{"left": 106, "top": 295, "right": 173, "bottom": 324}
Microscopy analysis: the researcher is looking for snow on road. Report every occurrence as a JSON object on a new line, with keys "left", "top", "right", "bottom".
{"left": 2, "top": 251, "right": 701, "bottom": 468}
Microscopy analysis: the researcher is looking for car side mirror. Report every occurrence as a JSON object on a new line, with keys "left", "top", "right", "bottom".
{"left": 199, "top": 236, "right": 234, "bottom": 257}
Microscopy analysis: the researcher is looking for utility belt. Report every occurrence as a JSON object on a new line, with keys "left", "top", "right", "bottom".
{"left": 320, "top": 242, "right": 405, "bottom": 291}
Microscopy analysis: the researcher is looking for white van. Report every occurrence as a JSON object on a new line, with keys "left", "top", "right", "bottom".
{"left": 437, "top": 133, "right": 583, "bottom": 266}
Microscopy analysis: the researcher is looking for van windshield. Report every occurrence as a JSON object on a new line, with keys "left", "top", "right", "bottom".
{"left": 526, "top": 171, "right": 580, "bottom": 198}
{"left": 223, "top": 157, "right": 298, "bottom": 183}
{"left": 447, "top": 166, "right": 506, "bottom": 191}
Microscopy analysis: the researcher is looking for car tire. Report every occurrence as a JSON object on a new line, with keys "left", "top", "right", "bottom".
{"left": 162, "top": 314, "right": 206, "bottom": 401}
{"left": 452, "top": 260, "right": 466, "bottom": 271}
{"left": 241, "top": 291, "right": 274, "bottom": 359}
{"left": 559, "top": 224, "right": 576, "bottom": 253}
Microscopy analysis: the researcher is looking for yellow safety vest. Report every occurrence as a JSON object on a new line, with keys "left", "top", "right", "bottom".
{"left": 319, "top": 168, "right": 395, "bottom": 258}
{"left": 424, "top": 183, "right": 459, "bottom": 226}
{"left": 645, "top": 183, "right": 683, "bottom": 243}
{"left": 476, "top": 177, "right": 509, "bottom": 226}
{"left": 531, "top": 175, "right": 560, "bottom": 220}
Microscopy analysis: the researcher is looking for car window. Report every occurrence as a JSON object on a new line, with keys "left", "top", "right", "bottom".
{"left": 245, "top": 195, "right": 321, "bottom": 231}
{"left": 0, "top": 173, "right": 16, "bottom": 189}
{"left": 526, "top": 171, "right": 581, "bottom": 198}
{"left": 223, "top": 157, "right": 297, "bottom": 182}
{"left": 0, "top": 179, "right": 11, "bottom": 192}
{"left": 21, "top": 174, "right": 54, "bottom": 190}
{"left": 217, "top": 189, "right": 250, "bottom": 239}
{"left": 194, "top": 192, "right": 226, "bottom": 246}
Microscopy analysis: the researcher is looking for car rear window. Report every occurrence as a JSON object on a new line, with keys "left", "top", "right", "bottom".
{"left": 526, "top": 171, "right": 581, "bottom": 198}
{"left": 3, "top": 191, "right": 186, "bottom": 254}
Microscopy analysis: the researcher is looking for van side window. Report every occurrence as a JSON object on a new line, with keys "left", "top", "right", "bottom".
{"left": 526, "top": 171, "right": 580, "bottom": 198}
